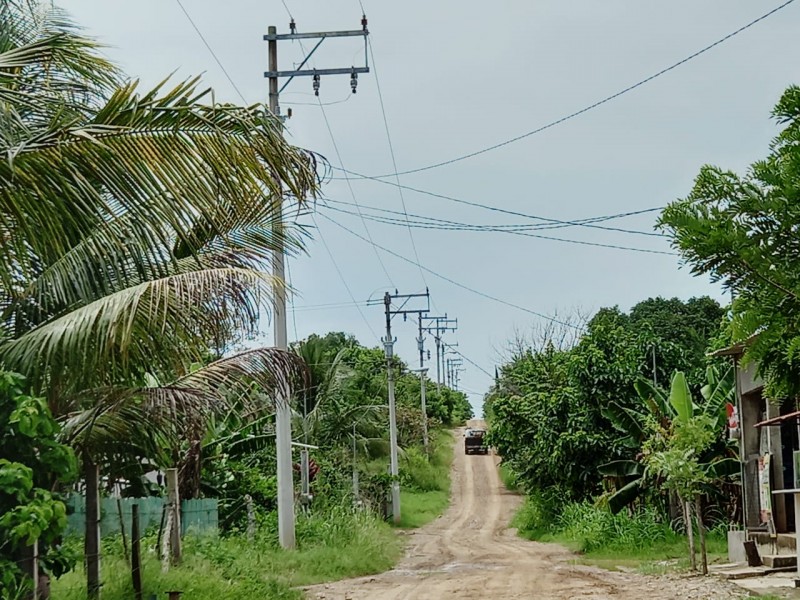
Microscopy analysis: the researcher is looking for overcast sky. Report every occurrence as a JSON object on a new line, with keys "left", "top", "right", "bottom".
{"left": 63, "top": 0, "right": 799, "bottom": 415}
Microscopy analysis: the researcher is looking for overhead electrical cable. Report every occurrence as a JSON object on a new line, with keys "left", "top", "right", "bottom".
{"left": 175, "top": 0, "right": 379, "bottom": 344}
{"left": 321, "top": 197, "right": 665, "bottom": 237}
{"left": 367, "top": 36, "right": 428, "bottom": 288}
{"left": 309, "top": 214, "right": 381, "bottom": 342}
{"left": 333, "top": 0, "right": 797, "bottom": 179}
{"left": 174, "top": 0, "right": 249, "bottom": 104}
{"left": 329, "top": 166, "right": 667, "bottom": 236}
{"left": 317, "top": 211, "right": 584, "bottom": 331}
{"left": 320, "top": 203, "right": 675, "bottom": 256}
{"left": 316, "top": 93, "right": 395, "bottom": 288}
{"left": 443, "top": 342, "right": 495, "bottom": 380}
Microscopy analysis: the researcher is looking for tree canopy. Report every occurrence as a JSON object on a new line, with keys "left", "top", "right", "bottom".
{"left": 659, "top": 85, "right": 800, "bottom": 397}
{"left": 486, "top": 297, "right": 724, "bottom": 500}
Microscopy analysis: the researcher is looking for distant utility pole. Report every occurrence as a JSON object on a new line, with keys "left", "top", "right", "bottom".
{"left": 416, "top": 318, "right": 430, "bottom": 457}
{"left": 382, "top": 290, "right": 429, "bottom": 524}
{"left": 444, "top": 344, "right": 460, "bottom": 388}
{"left": 422, "top": 315, "right": 457, "bottom": 391}
{"left": 265, "top": 16, "right": 370, "bottom": 550}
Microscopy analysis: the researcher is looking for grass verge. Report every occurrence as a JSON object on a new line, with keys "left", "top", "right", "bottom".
{"left": 511, "top": 493, "right": 728, "bottom": 573}
{"left": 51, "top": 430, "right": 456, "bottom": 599}
{"left": 51, "top": 507, "right": 401, "bottom": 600}
{"left": 397, "top": 430, "right": 454, "bottom": 529}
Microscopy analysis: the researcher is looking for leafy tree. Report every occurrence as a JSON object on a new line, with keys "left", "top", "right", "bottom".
{"left": 487, "top": 297, "right": 724, "bottom": 502}
{"left": 659, "top": 85, "right": 800, "bottom": 397}
{"left": 487, "top": 344, "right": 608, "bottom": 500}
{"left": 0, "top": 371, "right": 77, "bottom": 597}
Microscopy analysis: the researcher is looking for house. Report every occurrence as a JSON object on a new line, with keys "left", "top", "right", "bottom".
{"left": 713, "top": 341, "right": 800, "bottom": 566}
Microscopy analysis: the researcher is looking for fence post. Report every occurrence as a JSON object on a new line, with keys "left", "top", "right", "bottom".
{"left": 84, "top": 457, "right": 101, "bottom": 599}
{"left": 160, "top": 508, "right": 172, "bottom": 573}
{"left": 117, "top": 498, "right": 129, "bottom": 565}
{"left": 131, "top": 504, "right": 143, "bottom": 600}
{"left": 245, "top": 495, "right": 255, "bottom": 541}
{"left": 166, "top": 469, "right": 181, "bottom": 565}
{"left": 20, "top": 540, "right": 38, "bottom": 600}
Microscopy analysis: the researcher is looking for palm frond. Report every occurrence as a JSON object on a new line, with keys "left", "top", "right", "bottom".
{"left": 176, "top": 347, "right": 310, "bottom": 412}
{"left": 0, "top": 77, "right": 319, "bottom": 291}
{"left": 1, "top": 268, "right": 279, "bottom": 388}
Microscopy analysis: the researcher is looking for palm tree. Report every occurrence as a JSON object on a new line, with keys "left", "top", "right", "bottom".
{"left": 0, "top": 0, "right": 317, "bottom": 423}
{"left": 0, "top": 2, "right": 318, "bottom": 592}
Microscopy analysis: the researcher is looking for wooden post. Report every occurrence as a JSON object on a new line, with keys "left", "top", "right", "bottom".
{"left": 20, "top": 540, "right": 39, "bottom": 600}
{"left": 155, "top": 503, "right": 167, "bottom": 562}
{"left": 683, "top": 498, "right": 696, "bottom": 571}
{"left": 794, "top": 491, "right": 800, "bottom": 580}
{"left": 166, "top": 468, "right": 181, "bottom": 565}
{"left": 695, "top": 496, "right": 708, "bottom": 575}
{"left": 84, "top": 457, "right": 101, "bottom": 599}
{"left": 131, "top": 504, "right": 142, "bottom": 600}
{"left": 245, "top": 495, "right": 255, "bottom": 542}
{"left": 160, "top": 509, "right": 172, "bottom": 573}
{"left": 117, "top": 498, "right": 129, "bottom": 565}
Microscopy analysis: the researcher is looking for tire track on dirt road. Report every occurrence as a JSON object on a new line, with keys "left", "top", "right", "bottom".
{"left": 305, "top": 419, "right": 746, "bottom": 600}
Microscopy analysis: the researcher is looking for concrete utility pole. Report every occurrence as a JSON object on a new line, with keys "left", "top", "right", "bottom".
{"left": 416, "top": 319, "right": 430, "bottom": 456}
{"left": 382, "top": 290, "right": 430, "bottom": 523}
{"left": 265, "top": 17, "right": 370, "bottom": 550}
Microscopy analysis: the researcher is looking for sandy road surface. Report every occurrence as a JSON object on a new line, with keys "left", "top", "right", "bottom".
{"left": 306, "top": 420, "right": 745, "bottom": 600}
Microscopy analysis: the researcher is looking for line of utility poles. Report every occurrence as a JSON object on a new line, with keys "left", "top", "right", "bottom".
{"left": 422, "top": 315, "right": 458, "bottom": 391}
{"left": 262, "top": 13, "right": 468, "bottom": 546}
{"left": 265, "top": 16, "right": 370, "bottom": 549}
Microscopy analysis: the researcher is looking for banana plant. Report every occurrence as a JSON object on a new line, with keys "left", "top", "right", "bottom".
{"left": 600, "top": 367, "right": 737, "bottom": 513}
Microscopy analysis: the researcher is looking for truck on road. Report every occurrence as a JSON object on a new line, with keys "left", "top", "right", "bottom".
{"left": 464, "top": 428, "right": 488, "bottom": 455}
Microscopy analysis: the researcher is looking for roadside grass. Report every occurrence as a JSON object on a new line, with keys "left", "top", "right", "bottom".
{"left": 52, "top": 431, "right": 456, "bottom": 598}
{"left": 52, "top": 503, "right": 401, "bottom": 599}
{"left": 512, "top": 493, "right": 729, "bottom": 573}
{"left": 397, "top": 430, "right": 454, "bottom": 529}
{"left": 399, "top": 489, "right": 449, "bottom": 528}
{"left": 499, "top": 462, "right": 520, "bottom": 491}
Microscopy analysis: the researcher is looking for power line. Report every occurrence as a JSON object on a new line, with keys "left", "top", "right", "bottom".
{"left": 310, "top": 214, "right": 380, "bottom": 342}
{"left": 322, "top": 196, "right": 664, "bottom": 237}
{"left": 284, "top": 20, "right": 395, "bottom": 287}
{"left": 291, "top": 299, "right": 372, "bottom": 312}
{"left": 174, "top": 0, "right": 249, "bottom": 104}
{"left": 319, "top": 202, "right": 675, "bottom": 256}
{"left": 280, "top": 0, "right": 294, "bottom": 19}
{"left": 330, "top": 165, "right": 667, "bottom": 237}
{"left": 334, "top": 0, "right": 796, "bottom": 180}
{"left": 317, "top": 211, "right": 584, "bottom": 331}
{"left": 367, "top": 36, "right": 428, "bottom": 289}
{"left": 317, "top": 100, "right": 395, "bottom": 287}
{"left": 443, "top": 342, "right": 494, "bottom": 381}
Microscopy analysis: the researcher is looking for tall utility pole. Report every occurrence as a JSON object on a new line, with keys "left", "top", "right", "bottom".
{"left": 422, "top": 315, "right": 457, "bottom": 391}
{"left": 266, "top": 24, "right": 294, "bottom": 552}
{"left": 382, "top": 290, "right": 429, "bottom": 523}
{"left": 265, "top": 17, "right": 370, "bottom": 550}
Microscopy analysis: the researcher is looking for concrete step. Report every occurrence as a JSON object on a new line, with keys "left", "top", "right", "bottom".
{"left": 749, "top": 532, "right": 796, "bottom": 551}
{"left": 762, "top": 554, "right": 797, "bottom": 568}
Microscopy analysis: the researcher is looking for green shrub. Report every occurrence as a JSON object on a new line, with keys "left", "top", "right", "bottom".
{"left": 511, "top": 490, "right": 561, "bottom": 538}
{"left": 400, "top": 447, "right": 447, "bottom": 492}
{"left": 513, "top": 494, "right": 679, "bottom": 554}
{"left": 557, "top": 502, "right": 678, "bottom": 553}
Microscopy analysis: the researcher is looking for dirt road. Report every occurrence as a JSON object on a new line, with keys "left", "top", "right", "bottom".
{"left": 306, "top": 421, "right": 745, "bottom": 600}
